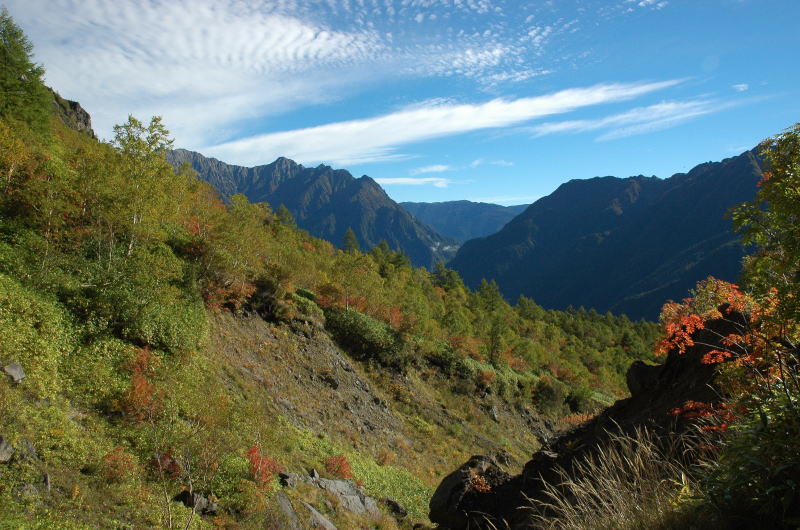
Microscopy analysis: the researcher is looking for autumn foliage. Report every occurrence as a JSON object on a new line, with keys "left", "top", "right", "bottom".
{"left": 122, "top": 347, "right": 162, "bottom": 423}
{"left": 324, "top": 454, "right": 354, "bottom": 480}
{"left": 246, "top": 445, "right": 284, "bottom": 489}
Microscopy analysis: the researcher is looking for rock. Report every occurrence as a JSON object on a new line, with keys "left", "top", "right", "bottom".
{"left": 278, "top": 397, "right": 296, "bottom": 410}
{"left": 274, "top": 491, "right": 303, "bottom": 530}
{"left": 173, "top": 490, "right": 218, "bottom": 515}
{"left": 626, "top": 360, "right": 661, "bottom": 396}
{"left": 279, "top": 472, "right": 302, "bottom": 488}
{"left": 317, "top": 478, "right": 381, "bottom": 518}
{"left": 428, "top": 455, "right": 511, "bottom": 529}
{"left": 382, "top": 497, "right": 408, "bottom": 520}
{"left": 0, "top": 436, "right": 14, "bottom": 463}
{"left": 21, "top": 439, "right": 38, "bottom": 461}
{"left": 3, "top": 362, "right": 25, "bottom": 383}
{"left": 301, "top": 501, "right": 338, "bottom": 529}
{"left": 308, "top": 468, "right": 320, "bottom": 480}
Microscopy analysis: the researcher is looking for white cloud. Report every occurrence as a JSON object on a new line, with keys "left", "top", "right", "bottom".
{"left": 527, "top": 98, "right": 732, "bottom": 141}
{"left": 374, "top": 177, "right": 451, "bottom": 188}
{"left": 732, "top": 83, "right": 749, "bottom": 92}
{"left": 7, "top": 0, "right": 385, "bottom": 146}
{"left": 410, "top": 164, "right": 453, "bottom": 175}
{"left": 206, "top": 80, "right": 683, "bottom": 165}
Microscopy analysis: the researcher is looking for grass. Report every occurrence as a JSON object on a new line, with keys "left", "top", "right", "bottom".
{"left": 528, "top": 426, "right": 712, "bottom": 530}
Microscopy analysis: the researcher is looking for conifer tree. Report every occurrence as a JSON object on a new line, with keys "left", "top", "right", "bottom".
{"left": 343, "top": 227, "right": 360, "bottom": 253}
{"left": 0, "top": 9, "right": 50, "bottom": 130}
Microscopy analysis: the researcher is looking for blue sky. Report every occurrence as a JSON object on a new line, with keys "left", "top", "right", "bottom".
{"left": 9, "top": 0, "right": 799, "bottom": 205}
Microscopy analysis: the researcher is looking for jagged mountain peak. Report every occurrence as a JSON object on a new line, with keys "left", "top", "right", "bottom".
{"left": 167, "top": 150, "right": 458, "bottom": 267}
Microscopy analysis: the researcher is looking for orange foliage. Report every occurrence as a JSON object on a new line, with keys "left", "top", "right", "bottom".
{"left": 246, "top": 445, "right": 284, "bottom": 489}
{"left": 477, "top": 370, "right": 496, "bottom": 388}
{"left": 102, "top": 447, "right": 137, "bottom": 482}
{"left": 468, "top": 469, "right": 491, "bottom": 493}
{"left": 669, "top": 400, "right": 743, "bottom": 432}
{"left": 449, "top": 335, "right": 484, "bottom": 361}
{"left": 323, "top": 454, "right": 354, "bottom": 480}
{"left": 122, "top": 347, "right": 162, "bottom": 423}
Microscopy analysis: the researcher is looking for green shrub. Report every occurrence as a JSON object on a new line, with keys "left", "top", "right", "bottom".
{"left": 324, "top": 308, "right": 402, "bottom": 367}
{"left": 289, "top": 292, "right": 324, "bottom": 323}
{"left": 533, "top": 376, "right": 569, "bottom": 417}
{"left": 701, "top": 392, "right": 800, "bottom": 528}
{"left": 0, "top": 273, "right": 74, "bottom": 398}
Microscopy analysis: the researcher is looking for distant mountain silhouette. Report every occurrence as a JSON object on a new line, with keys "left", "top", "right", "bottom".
{"left": 401, "top": 200, "right": 528, "bottom": 242}
{"left": 167, "top": 149, "right": 458, "bottom": 268}
{"left": 449, "top": 149, "right": 763, "bottom": 320}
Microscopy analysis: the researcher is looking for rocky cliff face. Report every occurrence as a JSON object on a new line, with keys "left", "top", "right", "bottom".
{"left": 49, "top": 89, "right": 96, "bottom": 139}
{"left": 168, "top": 149, "right": 458, "bottom": 268}
{"left": 429, "top": 313, "right": 741, "bottom": 528}
{"left": 449, "top": 150, "right": 763, "bottom": 320}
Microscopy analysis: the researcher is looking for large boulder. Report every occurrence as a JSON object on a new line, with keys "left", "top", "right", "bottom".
{"left": 428, "top": 454, "right": 511, "bottom": 529}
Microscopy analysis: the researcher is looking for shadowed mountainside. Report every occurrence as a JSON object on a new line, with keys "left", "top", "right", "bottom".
{"left": 449, "top": 149, "right": 763, "bottom": 320}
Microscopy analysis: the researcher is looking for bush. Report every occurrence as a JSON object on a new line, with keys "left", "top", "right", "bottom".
{"left": 533, "top": 376, "right": 569, "bottom": 417}
{"left": 701, "top": 392, "right": 800, "bottom": 528}
{"left": 0, "top": 273, "right": 74, "bottom": 398}
{"left": 324, "top": 308, "right": 402, "bottom": 367}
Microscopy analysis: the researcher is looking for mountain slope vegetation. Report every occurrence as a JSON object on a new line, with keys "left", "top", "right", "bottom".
{"left": 450, "top": 151, "right": 763, "bottom": 320}
{"left": 0, "top": 14, "right": 659, "bottom": 528}
{"left": 401, "top": 200, "right": 528, "bottom": 242}
{"left": 167, "top": 149, "right": 458, "bottom": 269}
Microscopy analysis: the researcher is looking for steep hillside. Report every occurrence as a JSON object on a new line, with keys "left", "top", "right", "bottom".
{"left": 450, "top": 150, "right": 763, "bottom": 319}
{"left": 401, "top": 201, "right": 528, "bottom": 242}
{"left": 167, "top": 149, "right": 458, "bottom": 268}
{"left": 0, "top": 39, "right": 659, "bottom": 526}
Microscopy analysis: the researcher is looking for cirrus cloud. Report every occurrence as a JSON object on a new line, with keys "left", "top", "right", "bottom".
{"left": 206, "top": 80, "right": 683, "bottom": 166}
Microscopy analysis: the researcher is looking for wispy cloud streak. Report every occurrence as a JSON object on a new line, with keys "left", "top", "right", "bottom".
{"left": 207, "top": 80, "right": 683, "bottom": 165}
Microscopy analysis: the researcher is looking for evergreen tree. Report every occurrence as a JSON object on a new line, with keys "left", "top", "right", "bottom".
{"left": 0, "top": 9, "right": 50, "bottom": 130}
{"left": 343, "top": 227, "right": 360, "bottom": 253}
{"left": 275, "top": 204, "right": 295, "bottom": 226}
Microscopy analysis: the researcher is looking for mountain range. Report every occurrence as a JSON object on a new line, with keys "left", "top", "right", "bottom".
{"left": 400, "top": 200, "right": 528, "bottom": 242}
{"left": 167, "top": 149, "right": 458, "bottom": 268}
{"left": 449, "top": 148, "right": 763, "bottom": 320}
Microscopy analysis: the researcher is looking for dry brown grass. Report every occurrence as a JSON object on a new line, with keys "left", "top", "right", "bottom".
{"left": 528, "top": 425, "right": 711, "bottom": 530}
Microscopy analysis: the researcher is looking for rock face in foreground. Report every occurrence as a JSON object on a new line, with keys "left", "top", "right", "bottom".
{"left": 430, "top": 314, "right": 741, "bottom": 528}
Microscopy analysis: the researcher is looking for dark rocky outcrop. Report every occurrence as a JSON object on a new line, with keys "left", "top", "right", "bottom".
{"left": 173, "top": 490, "right": 218, "bottom": 516}
{"left": 430, "top": 314, "right": 742, "bottom": 529}
{"left": 50, "top": 89, "right": 96, "bottom": 139}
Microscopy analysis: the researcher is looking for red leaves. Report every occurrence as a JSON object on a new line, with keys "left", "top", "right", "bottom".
{"left": 655, "top": 303, "right": 706, "bottom": 356}
{"left": 102, "top": 447, "right": 137, "bottom": 482}
{"left": 324, "top": 454, "right": 354, "bottom": 480}
{"left": 669, "top": 400, "right": 742, "bottom": 432}
{"left": 122, "top": 347, "right": 163, "bottom": 423}
{"left": 246, "top": 445, "right": 284, "bottom": 489}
